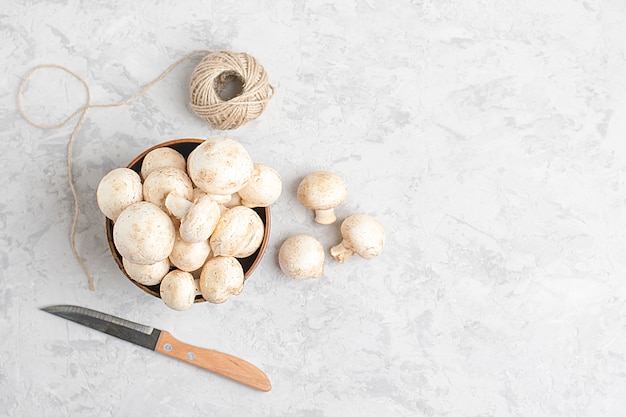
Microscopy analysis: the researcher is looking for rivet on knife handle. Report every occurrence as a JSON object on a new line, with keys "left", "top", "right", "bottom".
{"left": 155, "top": 330, "right": 272, "bottom": 392}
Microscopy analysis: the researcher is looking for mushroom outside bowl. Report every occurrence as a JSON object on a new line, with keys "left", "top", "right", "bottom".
{"left": 105, "top": 138, "right": 271, "bottom": 303}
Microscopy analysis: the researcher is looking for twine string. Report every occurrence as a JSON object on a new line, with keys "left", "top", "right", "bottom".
{"left": 17, "top": 49, "right": 213, "bottom": 292}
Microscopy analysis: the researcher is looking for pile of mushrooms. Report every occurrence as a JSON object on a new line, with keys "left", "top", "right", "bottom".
{"left": 278, "top": 171, "right": 386, "bottom": 280}
{"left": 98, "top": 138, "right": 384, "bottom": 303}
{"left": 97, "top": 137, "right": 282, "bottom": 311}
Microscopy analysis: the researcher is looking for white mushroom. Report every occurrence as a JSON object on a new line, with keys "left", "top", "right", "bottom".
{"left": 165, "top": 193, "right": 221, "bottom": 243}
{"left": 122, "top": 257, "right": 171, "bottom": 286}
{"left": 278, "top": 234, "right": 325, "bottom": 279}
{"left": 187, "top": 137, "right": 253, "bottom": 200}
{"left": 192, "top": 187, "right": 208, "bottom": 201}
{"left": 238, "top": 164, "right": 282, "bottom": 208}
{"left": 297, "top": 171, "right": 347, "bottom": 225}
{"left": 96, "top": 168, "right": 143, "bottom": 221}
{"left": 113, "top": 202, "right": 176, "bottom": 265}
{"left": 223, "top": 192, "right": 242, "bottom": 208}
{"left": 143, "top": 166, "right": 193, "bottom": 211}
{"left": 164, "top": 192, "right": 193, "bottom": 219}
{"left": 207, "top": 193, "right": 233, "bottom": 205}
{"left": 169, "top": 231, "right": 211, "bottom": 272}
{"left": 209, "top": 206, "right": 265, "bottom": 258}
{"left": 330, "top": 214, "right": 386, "bottom": 263}
{"left": 199, "top": 256, "right": 244, "bottom": 304}
{"left": 159, "top": 269, "right": 196, "bottom": 311}
{"left": 140, "top": 147, "right": 187, "bottom": 180}
{"left": 180, "top": 195, "right": 222, "bottom": 243}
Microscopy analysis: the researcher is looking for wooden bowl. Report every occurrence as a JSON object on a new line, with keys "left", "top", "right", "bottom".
{"left": 105, "top": 138, "right": 270, "bottom": 302}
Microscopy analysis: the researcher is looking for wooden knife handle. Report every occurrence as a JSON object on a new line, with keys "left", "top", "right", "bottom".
{"left": 155, "top": 330, "right": 271, "bottom": 392}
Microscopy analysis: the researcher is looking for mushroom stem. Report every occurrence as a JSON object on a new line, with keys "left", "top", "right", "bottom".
{"left": 165, "top": 192, "right": 193, "bottom": 219}
{"left": 330, "top": 241, "right": 354, "bottom": 263}
{"left": 314, "top": 208, "right": 337, "bottom": 225}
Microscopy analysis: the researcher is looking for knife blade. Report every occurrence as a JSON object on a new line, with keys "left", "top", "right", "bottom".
{"left": 41, "top": 305, "right": 271, "bottom": 392}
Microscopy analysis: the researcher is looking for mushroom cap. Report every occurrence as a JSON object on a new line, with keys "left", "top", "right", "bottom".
{"left": 340, "top": 214, "right": 386, "bottom": 258}
{"left": 209, "top": 206, "right": 265, "bottom": 258}
{"left": 187, "top": 137, "right": 253, "bottom": 196}
{"left": 199, "top": 256, "right": 244, "bottom": 304}
{"left": 122, "top": 257, "right": 170, "bottom": 286}
{"left": 113, "top": 202, "right": 176, "bottom": 265}
{"left": 278, "top": 234, "right": 325, "bottom": 279}
{"left": 159, "top": 269, "right": 196, "bottom": 311}
{"left": 238, "top": 164, "right": 282, "bottom": 208}
{"left": 143, "top": 166, "right": 193, "bottom": 211}
{"left": 296, "top": 171, "right": 347, "bottom": 210}
{"left": 169, "top": 231, "right": 211, "bottom": 272}
{"left": 140, "top": 147, "right": 187, "bottom": 180}
{"left": 96, "top": 168, "right": 143, "bottom": 221}
{"left": 179, "top": 195, "right": 221, "bottom": 243}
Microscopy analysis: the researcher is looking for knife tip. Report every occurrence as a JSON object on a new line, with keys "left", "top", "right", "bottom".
{"left": 40, "top": 305, "right": 68, "bottom": 314}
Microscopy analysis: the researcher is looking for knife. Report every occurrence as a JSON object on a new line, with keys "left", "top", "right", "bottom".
{"left": 41, "top": 305, "right": 271, "bottom": 392}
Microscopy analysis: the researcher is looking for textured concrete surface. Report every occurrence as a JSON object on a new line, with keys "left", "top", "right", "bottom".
{"left": 2, "top": 0, "right": 626, "bottom": 415}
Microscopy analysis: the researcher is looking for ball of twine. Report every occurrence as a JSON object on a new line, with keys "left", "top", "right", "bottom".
{"left": 189, "top": 51, "right": 273, "bottom": 130}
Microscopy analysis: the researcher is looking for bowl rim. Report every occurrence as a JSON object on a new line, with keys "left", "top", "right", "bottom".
{"left": 105, "top": 137, "right": 271, "bottom": 303}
